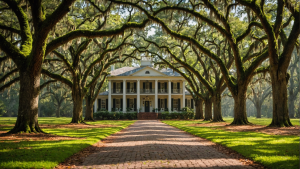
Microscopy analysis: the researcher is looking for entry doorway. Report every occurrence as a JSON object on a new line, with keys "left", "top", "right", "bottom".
{"left": 145, "top": 101, "right": 150, "bottom": 112}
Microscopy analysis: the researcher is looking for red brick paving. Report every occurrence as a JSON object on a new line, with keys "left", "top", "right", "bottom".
{"left": 77, "top": 120, "right": 253, "bottom": 168}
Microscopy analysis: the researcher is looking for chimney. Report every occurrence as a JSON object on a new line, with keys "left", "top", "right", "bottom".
{"left": 111, "top": 65, "right": 115, "bottom": 71}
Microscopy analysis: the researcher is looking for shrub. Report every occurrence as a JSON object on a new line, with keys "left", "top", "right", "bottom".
{"left": 94, "top": 111, "right": 137, "bottom": 120}
{"left": 159, "top": 107, "right": 194, "bottom": 120}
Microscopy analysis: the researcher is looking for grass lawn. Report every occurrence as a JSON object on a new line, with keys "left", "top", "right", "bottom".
{"left": 0, "top": 117, "right": 135, "bottom": 169}
{"left": 163, "top": 119, "right": 299, "bottom": 169}
{"left": 238, "top": 117, "right": 300, "bottom": 126}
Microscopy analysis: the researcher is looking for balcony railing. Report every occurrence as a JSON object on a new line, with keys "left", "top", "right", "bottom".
{"left": 158, "top": 88, "right": 168, "bottom": 94}
{"left": 112, "top": 89, "right": 123, "bottom": 94}
{"left": 140, "top": 89, "right": 155, "bottom": 94}
{"left": 112, "top": 88, "right": 183, "bottom": 94}
{"left": 126, "top": 89, "right": 137, "bottom": 94}
{"left": 171, "top": 88, "right": 183, "bottom": 94}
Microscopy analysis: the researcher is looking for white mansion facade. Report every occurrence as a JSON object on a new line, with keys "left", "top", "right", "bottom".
{"left": 94, "top": 57, "right": 194, "bottom": 113}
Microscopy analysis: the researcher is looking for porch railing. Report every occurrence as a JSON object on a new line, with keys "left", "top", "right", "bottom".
{"left": 140, "top": 89, "right": 155, "bottom": 94}
{"left": 112, "top": 89, "right": 123, "bottom": 94}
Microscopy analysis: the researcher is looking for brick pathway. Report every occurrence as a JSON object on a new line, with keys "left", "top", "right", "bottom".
{"left": 78, "top": 120, "right": 253, "bottom": 169}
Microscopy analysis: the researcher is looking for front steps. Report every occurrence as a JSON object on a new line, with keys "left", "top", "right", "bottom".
{"left": 138, "top": 112, "right": 160, "bottom": 120}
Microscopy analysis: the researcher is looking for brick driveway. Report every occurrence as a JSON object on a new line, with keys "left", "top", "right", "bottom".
{"left": 78, "top": 120, "right": 252, "bottom": 169}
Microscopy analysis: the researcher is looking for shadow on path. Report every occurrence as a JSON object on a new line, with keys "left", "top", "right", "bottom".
{"left": 77, "top": 120, "right": 253, "bottom": 169}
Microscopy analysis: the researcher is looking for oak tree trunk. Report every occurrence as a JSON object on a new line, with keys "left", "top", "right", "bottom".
{"left": 70, "top": 81, "right": 84, "bottom": 123}
{"left": 195, "top": 99, "right": 204, "bottom": 119}
{"left": 231, "top": 85, "right": 250, "bottom": 125}
{"left": 204, "top": 99, "right": 212, "bottom": 121}
{"left": 212, "top": 93, "right": 224, "bottom": 122}
{"left": 269, "top": 70, "right": 292, "bottom": 127}
{"left": 256, "top": 103, "right": 262, "bottom": 118}
{"left": 9, "top": 71, "right": 43, "bottom": 133}
{"left": 288, "top": 95, "right": 295, "bottom": 118}
{"left": 56, "top": 103, "right": 61, "bottom": 118}
{"left": 84, "top": 96, "right": 94, "bottom": 121}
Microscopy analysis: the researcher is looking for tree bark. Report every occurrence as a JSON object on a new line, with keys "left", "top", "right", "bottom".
{"left": 212, "top": 93, "right": 224, "bottom": 122}
{"left": 70, "top": 81, "right": 84, "bottom": 123}
{"left": 231, "top": 85, "right": 250, "bottom": 125}
{"left": 269, "top": 70, "right": 292, "bottom": 127}
{"left": 84, "top": 96, "right": 94, "bottom": 121}
{"left": 9, "top": 71, "right": 43, "bottom": 133}
{"left": 255, "top": 103, "right": 262, "bottom": 118}
{"left": 288, "top": 95, "right": 295, "bottom": 118}
{"left": 195, "top": 99, "right": 204, "bottom": 119}
{"left": 288, "top": 69, "right": 295, "bottom": 118}
{"left": 56, "top": 102, "right": 61, "bottom": 118}
{"left": 204, "top": 99, "right": 212, "bottom": 121}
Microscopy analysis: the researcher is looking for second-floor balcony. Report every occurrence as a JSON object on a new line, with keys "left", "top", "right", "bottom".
{"left": 140, "top": 89, "right": 155, "bottom": 94}
{"left": 158, "top": 88, "right": 168, "bottom": 94}
{"left": 126, "top": 89, "right": 137, "bottom": 94}
{"left": 171, "top": 88, "right": 183, "bottom": 94}
{"left": 112, "top": 89, "right": 123, "bottom": 94}
{"left": 112, "top": 88, "right": 183, "bottom": 94}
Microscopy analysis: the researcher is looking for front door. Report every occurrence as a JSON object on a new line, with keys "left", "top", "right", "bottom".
{"left": 145, "top": 101, "right": 150, "bottom": 112}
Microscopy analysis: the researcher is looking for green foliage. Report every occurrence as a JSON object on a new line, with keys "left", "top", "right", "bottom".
{"left": 94, "top": 111, "right": 137, "bottom": 120}
{"left": 0, "top": 117, "right": 134, "bottom": 169}
{"left": 163, "top": 120, "right": 300, "bottom": 169}
{"left": 160, "top": 107, "right": 194, "bottom": 120}
{"left": 0, "top": 100, "right": 6, "bottom": 116}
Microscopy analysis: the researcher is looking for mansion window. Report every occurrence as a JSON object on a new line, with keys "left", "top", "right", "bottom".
{"left": 160, "top": 99, "right": 165, "bottom": 109}
{"left": 116, "top": 83, "right": 121, "bottom": 92}
{"left": 101, "top": 100, "right": 106, "bottom": 109}
{"left": 161, "top": 84, "right": 165, "bottom": 92}
{"left": 116, "top": 99, "right": 120, "bottom": 108}
{"left": 173, "top": 99, "right": 178, "bottom": 110}
{"left": 145, "top": 71, "right": 150, "bottom": 74}
{"left": 129, "top": 99, "right": 134, "bottom": 108}
{"left": 130, "top": 82, "right": 135, "bottom": 93}
{"left": 145, "top": 82, "right": 150, "bottom": 92}
{"left": 187, "top": 99, "right": 191, "bottom": 108}
{"left": 173, "top": 83, "right": 178, "bottom": 93}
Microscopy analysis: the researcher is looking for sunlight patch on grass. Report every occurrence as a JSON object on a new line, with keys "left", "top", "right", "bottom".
{"left": 0, "top": 119, "right": 135, "bottom": 169}
{"left": 163, "top": 120, "right": 299, "bottom": 169}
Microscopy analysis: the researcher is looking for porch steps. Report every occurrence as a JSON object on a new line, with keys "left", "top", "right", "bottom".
{"left": 137, "top": 112, "right": 159, "bottom": 120}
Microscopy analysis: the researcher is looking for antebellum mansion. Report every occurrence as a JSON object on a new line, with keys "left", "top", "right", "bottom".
{"left": 94, "top": 57, "right": 194, "bottom": 113}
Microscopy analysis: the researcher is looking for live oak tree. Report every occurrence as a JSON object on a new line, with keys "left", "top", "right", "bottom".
{"left": 39, "top": 82, "right": 71, "bottom": 118}
{"left": 288, "top": 51, "right": 300, "bottom": 118}
{"left": 113, "top": 0, "right": 272, "bottom": 124}
{"left": 146, "top": 38, "right": 231, "bottom": 121}
{"left": 248, "top": 76, "right": 272, "bottom": 118}
{"left": 186, "top": 89, "right": 204, "bottom": 119}
{"left": 237, "top": 0, "right": 299, "bottom": 126}
{"left": 0, "top": 0, "right": 151, "bottom": 132}
{"left": 42, "top": 33, "right": 139, "bottom": 123}
{"left": 84, "top": 74, "right": 107, "bottom": 121}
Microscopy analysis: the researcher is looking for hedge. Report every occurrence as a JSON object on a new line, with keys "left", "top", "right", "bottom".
{"left": 94, "top": 111, "right": 137, "bottom": 120}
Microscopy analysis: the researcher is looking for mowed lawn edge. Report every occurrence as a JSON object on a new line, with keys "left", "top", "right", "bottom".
{"left": 162, "top": 120, "right": 299, "bottom": 169}
{"left": 0, "top": 118, "right": 135, "bottom": 169}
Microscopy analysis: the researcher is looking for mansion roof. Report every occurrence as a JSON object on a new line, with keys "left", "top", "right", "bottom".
{"left": 109, "top": 66, "right": 181, "bottom": 77}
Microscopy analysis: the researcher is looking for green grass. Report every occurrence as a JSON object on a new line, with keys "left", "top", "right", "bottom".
{"left": 163, "top": 120, "right": 299, "bottom": 169}
{"left": 241, "top": 117, "right": 299, "bottom": 126}
{"left": 0, "top": 117, "right": 135, "bottom": 169}
{"left": 0, "top": 117, "right": 73, "bottom": 126}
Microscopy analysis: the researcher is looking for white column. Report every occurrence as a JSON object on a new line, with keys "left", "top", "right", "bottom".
{"left": 137, "top": 80, "right": 140, "bottom": 113}
{"left": 108, "top": 80, "right": 112, "bottom": 112}
{"left": 168, "top": 80, "right": 171, "bottom": 113}
{"left": 94, "top": 100, "right": 97, "bottom": 113}
{"left": 155, "top": 80, "right": 158, "bottom": 112}
{"left": 182, "top": 80, "right": 185, "bottom": 110}
{"left": 123, "top": 80, "right": 126, "bottom": 113}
